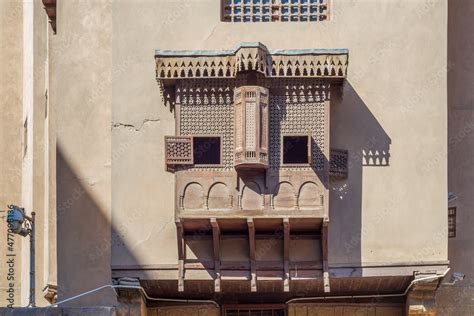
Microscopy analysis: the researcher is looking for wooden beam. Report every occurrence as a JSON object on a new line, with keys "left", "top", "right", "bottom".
{"left": 176, "top": 220, "right": 185, "bottom": 292}
{"left": 211, "top": 218, "right": 221, "bottom": 292}
{"left": 283, "top": 218, "right": 290, "bottom": 292}
{"left": 247, "top": 218, "right": 257, "bottom": 292}
{"left": 322, "top": 219, "right": 330, "bottom": 293}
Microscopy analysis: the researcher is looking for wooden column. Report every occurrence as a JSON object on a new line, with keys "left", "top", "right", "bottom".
{"left": 247, "top": 218, "right": 257, "bottom": 292}
{"left": 176, "top": 219, "right": 185, "bottom": 292}
{"left": 283, "top": 218, "right": 290, "bottom": 292}
{"left": 322, "top": 218, "right": 330, "bottom": 293}
{"left": 211, "top": 218, "right": 221, "bottom": 292}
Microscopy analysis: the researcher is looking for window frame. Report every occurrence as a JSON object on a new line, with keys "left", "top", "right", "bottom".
{"left": 281, "top": 133, "right": 312, "bottom": 167}
{"left": 221, "top": 0, "right": 331, "bottom": 23}
{"left": 192, "top": 135, "right": 223, "bottom": 167}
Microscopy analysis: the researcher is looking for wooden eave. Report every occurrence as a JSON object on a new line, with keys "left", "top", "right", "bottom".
{"left": 155, "top": 42, "right": 348, "bottom": 85}
{"left": 42, "top": 0, "right": 57, "bottom": 33}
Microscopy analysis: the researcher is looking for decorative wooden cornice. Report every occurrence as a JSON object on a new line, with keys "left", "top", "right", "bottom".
{"left": 155, "top": 42, "right": 348, "bottom": 84}
{"left": 42, "top": 0, "right": 57, "bottom": 33}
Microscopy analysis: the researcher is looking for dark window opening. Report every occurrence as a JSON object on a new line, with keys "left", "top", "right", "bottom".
{"left": 193, "top": 136, "right": 221, "bottom": 165}
{"left": 448, "top": 207, "right": 456, "bottom": 238}
{"left": 283, "top": 135, "right": 309, "bottom": 164}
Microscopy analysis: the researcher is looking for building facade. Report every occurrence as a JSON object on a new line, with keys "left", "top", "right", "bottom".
{"left": 0, "top": 0, "right": 472, "bottom": 315}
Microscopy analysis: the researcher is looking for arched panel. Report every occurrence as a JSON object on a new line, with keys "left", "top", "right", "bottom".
{"left": 273, "top": 182, "right": 296, "bottom": 210}
{"left": 208, "top": 182, "right": 231, "bottom": 210}
{"left": 298, "top": 182, "right": 322, "bottom": 209}
{"left": 241, "top": 181, "right": 263, "bottom": 210}
{"left": 183, "top": 182, "right": 205, "bottom": 210}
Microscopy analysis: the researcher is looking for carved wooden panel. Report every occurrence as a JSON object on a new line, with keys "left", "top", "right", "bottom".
{"left": 269, "top": 96, "right": 326, "bottom": 170}
{"left": 234, "top": 86, "right": 270, "bottom": 169}
{"left": 298, "top": 181, "right": 324, "bottom": 209}
{"left": 165, "top": 136, "right": 193, "bottom": 165}
{"left": 208, "top": 182, "right": 232, "bottom": 210}
{"left": 245, "top": 102, "right": 257, "bottom": 150}
{"left": 329, "top": 148, "right": 348, "bottom": 179}
{"left": 273, "top": 182, "right": 297, "bottom": 210}
{"left": 178, "top": 79, "right": 244, "bottom": 170}
{"left": 182, "top": 182, "right": 205, "bottom": 209}
{"left": 155, "top": 43, "right": 348, "bottom": 82}
{"left": 241, "top": 181, "right": 264, "bottom": 210}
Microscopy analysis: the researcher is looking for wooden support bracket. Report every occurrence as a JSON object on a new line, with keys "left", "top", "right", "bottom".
{"left": 322, "top": 218, "right": 330, "bottom": 293}
{"left": 283, "top": 218, "right": 290, "bottom": 292}
{"left": 247, "top": 218, "right": 257, "bottom": 292}
{"left": 211, "top": 218, "right": 221, "bottom": 292}
{"left": 176, "top": 220, "right": 185, "bottom": 292}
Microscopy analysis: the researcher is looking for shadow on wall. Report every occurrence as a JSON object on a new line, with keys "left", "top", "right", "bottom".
{"left": 56, "top": 147, "right": 137, "bottom": 306}
{"left": 329, "top": 81, "right": 391, "bottom": 274}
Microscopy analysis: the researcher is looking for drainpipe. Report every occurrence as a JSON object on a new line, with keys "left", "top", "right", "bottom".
{"left": 43, "top": 269, "right": 449, "bottom": 309}
{"left": 285, "top": 268, "right": 450, "bottom": 305}
{"left": 45, "top": 284, "right": 219, "bottom": 308}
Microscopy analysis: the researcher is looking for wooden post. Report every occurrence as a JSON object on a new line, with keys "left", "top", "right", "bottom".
{"left": 176, "top": 219, "right": 185, "bottom": 292}
{"left": 211, "top": 218, "right": 221, "bottom": 292}
{"left": 247, "top": 218, "right": 257, "bottom": 292}
{"left": 322, "top": 218, "right": 330, "bottom": 293}
{"left": 283, "top": 218, "right": 290, "bottom": 292}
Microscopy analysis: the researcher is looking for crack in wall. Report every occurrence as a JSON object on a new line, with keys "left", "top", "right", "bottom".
{"left": 111, "top": 118, "right": 160, "bottom": 131}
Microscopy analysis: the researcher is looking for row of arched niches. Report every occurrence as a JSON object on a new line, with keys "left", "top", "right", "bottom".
{"left": 179, "top": 181, "right": 323, "bottom": 210}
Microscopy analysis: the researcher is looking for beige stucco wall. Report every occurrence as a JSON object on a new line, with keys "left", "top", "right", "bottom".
{"left": 1, "top": 0, "right": 58, "bottom": 307}
{"left": 110, "top": 0, "right": 447, "bottom": 274}
{"left": 436, "top": 1, "right": 474, "bottom": 315}
{"left": 0, "top": 0, "right": 23, "bottom": 307}
{"left": 51, "top": 0, "right": 115, "bottom": 306}
{"left": 0, "top": 0, "right": 449, "bottom": 307}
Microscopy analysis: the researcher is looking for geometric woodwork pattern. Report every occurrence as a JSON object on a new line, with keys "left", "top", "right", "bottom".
{"left": 269, "top": 96, "right": 326, "bottom": 170}
{"left": 329, "top": 148, "right": 348, "bottom": 179}
{"left": 165, "top": 136, "right": 193, "bottom": 165}
{"left": 222, "top": 0, "right": 330, "bottom": 23}
{"left": 178, "top": 80, "right": 243, "bottom": 170}
{"left": 156, "top": 43, "right": 348, "bottom": 81}
{"left": 234, "top": 86, "right": 269, "bottom": 169}
{"left": 245, "top": 102, "right": 256, "bottom": 149}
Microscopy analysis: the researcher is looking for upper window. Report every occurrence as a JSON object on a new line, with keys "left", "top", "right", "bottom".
{"left": 282, "top": 135, "right": 310, "bottom": 164}
{"left": 222, "top": 0, "right": 330, "bottom": 23}
{"left": 193, "top": 136, "right": 221, "bottom": 165}
{"left": 164, "top": 136, "right": 221, "bottom": 168}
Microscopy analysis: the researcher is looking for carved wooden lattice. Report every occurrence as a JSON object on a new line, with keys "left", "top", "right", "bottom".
{"left": 176, "top": 79, "right": 329, "bottom": 171}
{"left": 234, "top": 86, "right": 270, "bottom": 169}
{"left": 178, "top": 79, "right": 243, "bottom": 170}
{"left": 329, "top": 148, "right": 348, "bottom": 178}
{"left": 155, "top": 44, "right": 348, "bottom": 82}
{"left": 165, "top": 136, "right": 193, "bottom": 165}
{"left": 269, "top": 96, "right": 326, "bottom": 170}
{"left": 222, "top": 0, "right": 330, "bottom": 22}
